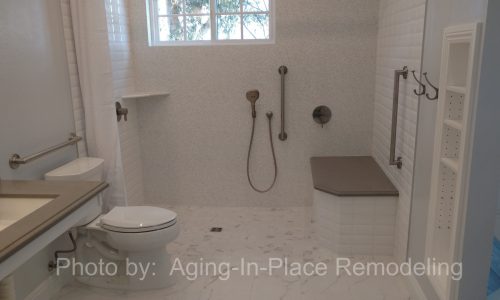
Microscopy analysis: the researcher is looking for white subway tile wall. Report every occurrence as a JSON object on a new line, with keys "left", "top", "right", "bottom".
{"left": 105, "top": 0, "right": 145, "bottom": 206}
{"left": 313, "top": 190, "right": 397, "bottom": 256}
{"left": 372, "top": 0, "right": 426, "bottom": 261}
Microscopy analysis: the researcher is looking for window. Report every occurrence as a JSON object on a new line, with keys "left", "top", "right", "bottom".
{"left": 147, "top": 0, "right": 273, "bottom": 45}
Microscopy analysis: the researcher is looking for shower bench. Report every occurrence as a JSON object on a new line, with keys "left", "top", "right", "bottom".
{"left": 310, "top": 156, "right": 399, "bottom": 256}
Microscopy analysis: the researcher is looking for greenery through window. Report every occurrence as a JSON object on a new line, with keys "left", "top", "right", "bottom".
{"left": 148, "top": 0, "right": 272, "bottom": 45}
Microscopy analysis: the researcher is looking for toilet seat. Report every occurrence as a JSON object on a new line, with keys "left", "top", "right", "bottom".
{"left": 100, "top": 206, "right": 177, "bottom": 233}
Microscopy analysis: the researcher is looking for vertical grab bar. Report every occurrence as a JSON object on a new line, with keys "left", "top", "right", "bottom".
{"left": 278, "top": 65, "right": 288, "bottom": 141}
{"left": 390, "top": 66, "right": 408, "bottom": 169}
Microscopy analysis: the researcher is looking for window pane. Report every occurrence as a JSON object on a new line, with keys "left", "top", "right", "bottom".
{"left": 159, "top": 16, "right": 185, "bottom": 41}
{"left": 242, "top": 14, "right": 269, "bottom": 39}
{"left": 185, "top": 0, "right": 210, "bottom": 14}
{"left": 242, "top": 0, "right": 268, "bottom": 12}
{"left": 217, "top": 15, "right": 241, "bottom": 39}
{"left": 186, "top": 16, "right": 211, "bottom": 41}
{"left": 165, "top": 0, "right": 183, "bottom": 15}
{"left": 216, "top": 0, "right": 240, "bottom": 13}
{"left": 157, "top": 0, "right": 168, "bottom": 15}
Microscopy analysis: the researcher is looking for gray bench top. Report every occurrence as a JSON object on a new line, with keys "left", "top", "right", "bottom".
{"left": 310, "top": 156, "right": 399, "bottom": 197}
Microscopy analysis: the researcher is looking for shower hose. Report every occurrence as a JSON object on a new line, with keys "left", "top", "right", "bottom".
{"left": 247, "top": 112, "right": 278, "bottom": 193}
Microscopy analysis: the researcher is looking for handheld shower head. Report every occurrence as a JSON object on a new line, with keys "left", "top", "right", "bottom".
{"left": 246, "top": 90, "right": 260, "bottom": 118}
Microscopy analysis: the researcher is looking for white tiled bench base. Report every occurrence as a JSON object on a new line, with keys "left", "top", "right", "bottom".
{"left": 312, "top": 189, "right": 397, "bottom": 256}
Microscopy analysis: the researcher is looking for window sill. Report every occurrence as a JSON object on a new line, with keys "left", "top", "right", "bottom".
{"left": 149, "top": 39, "right": 275, "bottom": 47}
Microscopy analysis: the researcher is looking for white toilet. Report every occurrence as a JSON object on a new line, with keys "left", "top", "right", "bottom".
{"left": 45, "top": 157, "right": 179, "bottom": 290}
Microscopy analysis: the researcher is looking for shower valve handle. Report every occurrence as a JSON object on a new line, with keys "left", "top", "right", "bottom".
{"left": 115, "top": 102, "right": 129, "bottom": 122}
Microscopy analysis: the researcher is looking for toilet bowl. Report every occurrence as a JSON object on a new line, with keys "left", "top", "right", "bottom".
{"left": 45, "top": 158, "right": 179, "bottom": 290}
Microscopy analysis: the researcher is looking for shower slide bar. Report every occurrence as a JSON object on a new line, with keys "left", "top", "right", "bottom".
{"left": 389, "top": 66, "right": 408, "bottom": 169}
{"left": 278, "top": 65, "right": 288, "bottom": 141}
{"left": 9, "top": 133, "right": 82, "bottom": 169}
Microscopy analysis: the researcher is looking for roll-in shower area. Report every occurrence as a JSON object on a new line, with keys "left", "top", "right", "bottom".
{"left": 1, "top": 0, "right": 500, "bottom": 299}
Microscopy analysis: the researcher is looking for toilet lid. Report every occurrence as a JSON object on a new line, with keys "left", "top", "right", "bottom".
{"left": 101, "top": 206, "right": 177, "bottom": 230}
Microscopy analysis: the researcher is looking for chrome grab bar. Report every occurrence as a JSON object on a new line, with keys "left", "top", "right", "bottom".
{"left": 278, "top": 65, "right": 288, "bottom": 141}
{"left": 389, "top": 66, "right": 408, "bottom": 169}
{"left": 9, "top": 133, "right": 82, "bottom": 169}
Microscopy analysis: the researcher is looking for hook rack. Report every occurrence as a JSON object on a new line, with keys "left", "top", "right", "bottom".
{"left": 411, "top": 70, "right": 426, "bottom": 96}
{"left": 423, "top": 72, "right": 439, "bottom": 100}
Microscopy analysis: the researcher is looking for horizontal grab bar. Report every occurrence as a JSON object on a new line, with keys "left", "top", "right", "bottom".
{"left": 9, "top": 133, "right": 82, "bottom": 169}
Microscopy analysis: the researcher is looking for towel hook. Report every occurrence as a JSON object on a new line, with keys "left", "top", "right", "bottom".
{"left": 423, "top": 72, "right": 439, "bottom": 100}
{"left": 411, "top": 70, "right": 426, "bottom": 96}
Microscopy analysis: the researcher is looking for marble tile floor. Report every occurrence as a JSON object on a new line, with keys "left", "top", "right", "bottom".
{"left": 53, "top": 206, "right": 411, "bottom": 300}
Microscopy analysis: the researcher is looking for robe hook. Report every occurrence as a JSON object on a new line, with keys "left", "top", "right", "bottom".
{"left": 411, "top": 70, "right": 426, "bottom": 96}
{"left": 423, "top": 72, "right": 439, "bottom": 100}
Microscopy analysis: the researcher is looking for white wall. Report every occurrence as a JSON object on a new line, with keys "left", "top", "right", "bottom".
{"left": 0, "top": 0, "right": 77, "bottom": 180}
{"left": 371, "top": 0, "right": 427, "bottom": 261}
{"left": 0, "top": 0, "right": 78, "bottom": 297}
{"left": 128, "top": 0, "right": 380, "bottom": 207}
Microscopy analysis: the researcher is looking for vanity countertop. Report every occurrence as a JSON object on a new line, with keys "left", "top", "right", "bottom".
{"left": 0, "top": 180, "right": 108, "bottom": 263}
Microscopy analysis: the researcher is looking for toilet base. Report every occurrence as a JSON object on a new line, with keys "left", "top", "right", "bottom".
{"left": 74, "top": 231, "right": 175, "bottom": 290}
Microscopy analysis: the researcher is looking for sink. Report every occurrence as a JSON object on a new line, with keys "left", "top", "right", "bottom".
{"left": 0, "top": 195, "right": 55, "bottom": 231}
{"left": 0, "top": 180, "right": 108, "bottom": 282}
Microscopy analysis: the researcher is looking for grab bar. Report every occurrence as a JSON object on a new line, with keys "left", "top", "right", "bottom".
{"left": 9, "top": 133, "right": 82, "bottom": 169}
{"left": 278, "top": 65, "right": 288, "bottom": 141}
{"left": 389, "top": 66, "right": 408, "bottom": 169}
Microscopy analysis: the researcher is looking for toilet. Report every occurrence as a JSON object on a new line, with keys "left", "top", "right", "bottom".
{"left": 45, "top": 157, "right": 179, "bottom": 290}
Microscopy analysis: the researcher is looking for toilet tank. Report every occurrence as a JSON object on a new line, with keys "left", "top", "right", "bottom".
{"left": 45, "top": 157, "right": 105, "bottom": 226}
{"left": 45, "top": 157, "right": 104, "bottom": 181}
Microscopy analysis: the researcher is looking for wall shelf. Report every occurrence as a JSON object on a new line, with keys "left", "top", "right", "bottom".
{"left": 122, "top": 91, "right": 170, "bottom": 100}
{"left": 440, "top": 157, "right": 459, "bottom": 172}
{"left": 446, "top": 85, "right": 466, "bottom": 94}
{"left": 443, "top": 119, "right": 463, "bottom": 131}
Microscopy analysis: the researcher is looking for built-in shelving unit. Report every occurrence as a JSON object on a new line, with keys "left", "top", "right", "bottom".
{"left": 122, "top": 91, "right": 170, "bottom": 100}
{"left": 425, "top": 23, "right": 481, "bottom": 300}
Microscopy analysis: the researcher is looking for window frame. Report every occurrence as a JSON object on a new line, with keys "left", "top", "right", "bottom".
{"left": 146, "top": 0, "right": 275, "bottom": 46}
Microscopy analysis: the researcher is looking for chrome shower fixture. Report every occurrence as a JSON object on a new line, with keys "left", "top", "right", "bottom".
{"left": 246, "top": 90, "right": 260, "bottom": 118}
{"left": 245, "top": 89, "right": 278, "bottom": 193}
